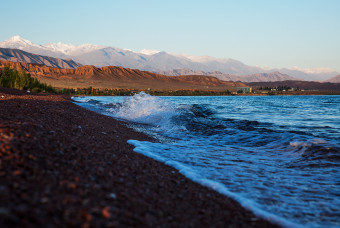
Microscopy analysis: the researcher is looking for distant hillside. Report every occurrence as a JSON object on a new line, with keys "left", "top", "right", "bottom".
{"left": 324, "top": 75, "right": 340, "bottom": 83}
{"left": 0, "top": 60, "right": 246, "bottom": 91}
{"left": 0, "top": 36, "right": 264, "bottom": 75}
{"left": 246, "top": 80, "right": 340, "bottom": 91}
{"left": 240, "top": 72, "right": 298, "bottom": 82}
{"left": 160, "top": 69, "right": 299, "bottom": 82}
{"left": 0, "top": 48, "right": 82, "bottom": 69}
{"left": 2, "top": 36, "right": 339, "bottom": 81}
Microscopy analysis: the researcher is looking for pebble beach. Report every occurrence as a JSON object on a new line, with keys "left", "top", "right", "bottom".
{"left": 0, "top": 88, "right": 278, "bottom": 227}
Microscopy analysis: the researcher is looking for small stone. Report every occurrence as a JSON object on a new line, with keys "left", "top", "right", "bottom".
{"left": 109, "top": 193, "right": 116, "bottom": 199}
{"left": 56, "top": 150, "right": 64, "bottom": 155}
{"left": 102, "top": 206, "right": 110, "bottom": 219}
{"left": 13, "top": 170, "right": 22, "bottom": 176}
{"left": 0, "top": 207, "right": 10, "bottom": 216}
{"left": 28, "top": 154, "right": 36, "bottom": 160}
{"left": 40, "top": 197, "right": 49, "bottom": 203}
{"left": 102, "top": 132, "right": 107, "bottom": 135}
{"left": 96, "top": 167, "right": 104, "bottom": 176}
{"left": 68, "top": 183, "right": 77, "bottom": 189}
{"left": 80, "top": 211, "right": 92, "bottom": 221}
{"left": 82, "top": 199, "right": 90, "bottom": 206}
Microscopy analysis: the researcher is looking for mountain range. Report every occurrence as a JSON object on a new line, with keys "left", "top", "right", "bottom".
{"left": 0, "top": 48, "right": 81, "bottom": 69}
{"left": 0, "top": 60, "right": 246, "bottom": 91}
{"left": 0, "top": 36, "right": 338, "bottom": 81}
{"left": 324, "top": 75, "right": 340, "bottom": 83}
{"left": 158, "top": 69, "right": 299, "bottom": 82}
{"left": 0, "top": 47, "right": 297, "bottom": 82}
{"left": 246, "top": 80, "right": 340, "bottom": 91}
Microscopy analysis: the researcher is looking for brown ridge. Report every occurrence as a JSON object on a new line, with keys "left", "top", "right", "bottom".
{"left": 0, "top": 48, "right": 82, "bottom": 69}
{"left": 0, "top": 60, "right": 247, "bottom": 91}
{"left": 0, "top": 60, "right": 74, "bottom": 76}
{"left": 247, "top": 80, "right": 340, "bottom": 91}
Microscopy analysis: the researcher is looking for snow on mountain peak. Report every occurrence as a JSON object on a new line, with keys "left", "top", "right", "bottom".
{"left": 9, "top": 35, "right": 25, "bottom": 42}
{"left": 45, "top": 42, "right": 75, "bottom": 54}
{"left": 43, "top": 42, "right": 104, "bottom": 55}
{"left": 288, "top": 66, "right": 336, "bottom": 74}
{"left": 8, "top": 35, "right": 31, "bottom": 43}
{"left": 66, "top": 43, "right": 105, "bottom": 55}
{"left": 0, "top": 35, "right": 46, "bottom": 50}
{"left": 77, "top": 43, "right": 104, "bottom": 50}
{"left": 176, "top": 53, "right": 230, "bottom": 63}
{"left": 0, "top": 36, "right": 105, "bottom": 56}
{"left": 139, "top": 49, "right": 160, "bottom": 55}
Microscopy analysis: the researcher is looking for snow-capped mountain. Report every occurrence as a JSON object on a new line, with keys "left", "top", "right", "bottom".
{"left": 176, "top": 54, "right": 230, "bottom": 63}
{"left": 0, "top": 35, "right": 62, "bottom": 58}
{"left": 324, "top": 74, "right": 340, "bottom": 83}
{"left": 44, "top": 42, "right": 105, "bottom": 56}
{"left": 1, "top": 35, "right": 46, "bottom": 50}
{"left": 44, "top": 42, "right": 75, "bottom": 54}
{"left": 0, "top": 36, "right": 338, "bottom": 81}
{"left": 0, "top": 36, "right": 104, "bottom": 59}
{"left": 0, "top": 36, "right": 263, "bottom": 75}
{"left": 275, "top": 67, "right": 339, "bottom": 81}
{"left": 139, "top": 49, "right": 160, "bottom": 55}
{"left": 159, "top": 69, "right": 299, "bottom": 82}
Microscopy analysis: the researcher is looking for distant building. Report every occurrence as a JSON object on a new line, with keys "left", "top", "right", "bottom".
{"left": 237, "top": 87, "right": 252, "bottom": 93}
{"left": 288, "top": 88, "right": 296, "bottom": 91}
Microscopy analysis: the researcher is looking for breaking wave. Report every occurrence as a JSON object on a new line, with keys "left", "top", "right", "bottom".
{"left": 73, "top": 93, "right": 340, "bottom": 227}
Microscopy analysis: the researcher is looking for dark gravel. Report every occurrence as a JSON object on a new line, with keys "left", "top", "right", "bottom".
{"left": 0, "top": 88, "right": 280, "bottom": 227}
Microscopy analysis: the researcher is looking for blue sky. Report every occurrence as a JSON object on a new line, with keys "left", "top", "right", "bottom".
{"left": 2, "top": 0, "right": 340, "bottom": 71}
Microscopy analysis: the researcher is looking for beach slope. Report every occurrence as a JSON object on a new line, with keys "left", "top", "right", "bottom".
{"left": 0, "top": 88, "right": 278, "bottom": 227}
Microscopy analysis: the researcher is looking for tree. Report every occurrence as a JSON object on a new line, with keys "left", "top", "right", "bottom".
{"left": 0, "top": 64, "right": 56, "bottom": 93}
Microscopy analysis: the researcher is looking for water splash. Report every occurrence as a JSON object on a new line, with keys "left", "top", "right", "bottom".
{"left": 104, "top": 92, "right": 188, "bottom": 134}
{"left": 73, "top": 94, "right": 340, "bottom": 227}
{"left": 113, "top": 92, "right": 174, "bottom": 123}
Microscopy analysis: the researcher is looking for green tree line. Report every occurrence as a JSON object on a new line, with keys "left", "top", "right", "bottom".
{"left": 57, "top": 88, "right": 232, "bottom": 96}
{"left": 257, "top": 85, "right": 293, "bottom": 91}
{"left": 0, "top": 65, "right": 55, "bottom": 93}
{"left": 57, "top": 87, "right": 136, "bottom": 96}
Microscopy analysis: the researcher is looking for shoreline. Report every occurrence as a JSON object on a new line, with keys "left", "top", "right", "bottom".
{"left": 0, "top": 88, "right": 279, "bottom": 227}
{"left": 60, "top": 88, "right": 340, "bottom": 96}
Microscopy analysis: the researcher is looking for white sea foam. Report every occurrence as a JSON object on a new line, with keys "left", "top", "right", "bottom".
{"left": 106, "top": 92, "right": 187, "bottom": 132}
{"left": 72, "top": 94, "right": 340, "bottom": 228}
{"left": 128, "top": 139, "right": 302, "bottom": 228}
{"left": 114, "top": 92, "right": 173, "bottom": 122}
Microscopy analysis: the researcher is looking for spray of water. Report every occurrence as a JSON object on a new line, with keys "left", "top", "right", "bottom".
{"left": 108, "top": 92, "right": 180, "bottom": 130}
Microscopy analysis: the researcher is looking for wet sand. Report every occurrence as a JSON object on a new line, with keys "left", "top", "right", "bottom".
{"left": 0, "top": 88, "right": 279, "bottom": 227}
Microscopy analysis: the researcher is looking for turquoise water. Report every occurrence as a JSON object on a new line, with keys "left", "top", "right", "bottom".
{"left": 73, "top": 94, "right": 340, "bottom": 227}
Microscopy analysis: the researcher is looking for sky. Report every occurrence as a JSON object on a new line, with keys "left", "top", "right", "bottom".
{"left": 1, "top": 0, "right": 340, "bottom": 71}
